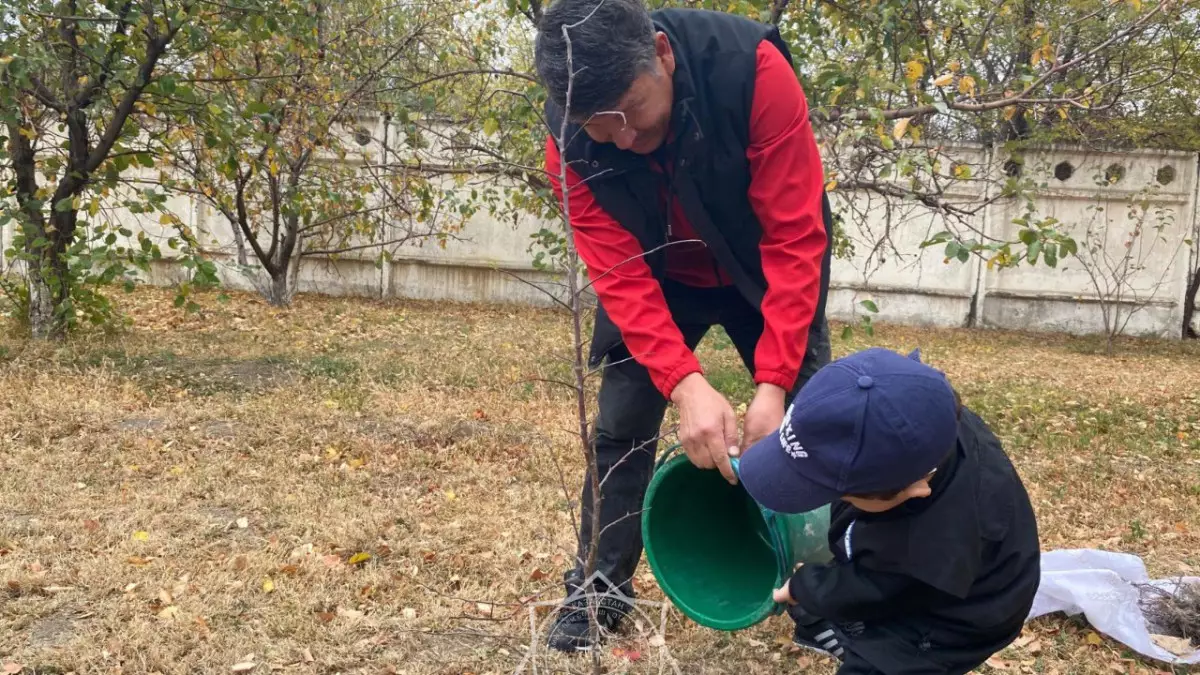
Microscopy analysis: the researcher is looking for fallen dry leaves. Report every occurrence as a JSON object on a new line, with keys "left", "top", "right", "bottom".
{"left": 1149, "top": 633, "right": 1196, "bottom": 657}
{"left": 0, "top": 287, "right": 1197, "bottom": 674}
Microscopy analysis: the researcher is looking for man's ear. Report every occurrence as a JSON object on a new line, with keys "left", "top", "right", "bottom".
{"left": 655, "top": 32, "right": 675, "bottom": 77}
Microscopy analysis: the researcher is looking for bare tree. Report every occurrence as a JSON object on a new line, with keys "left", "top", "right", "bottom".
{"left": 1071, "top": 178, "right": 1186, "bottom": 354}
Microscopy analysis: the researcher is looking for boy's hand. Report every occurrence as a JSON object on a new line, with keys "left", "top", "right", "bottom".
{"left": 740, "top": 383, "right": 787, "bottom": 452}
{"left": 671, "top": 373, "right": 740, "bottom": 485}
{"left": 774, "top": 563, "right": 804, "bottom": 605}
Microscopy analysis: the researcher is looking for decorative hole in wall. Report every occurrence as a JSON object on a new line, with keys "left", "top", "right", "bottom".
{"left": 1104, "top": 163, "right": 1126, "bottom": 185}
{"left": 1054, "top": 161, "right": 1074, "bottom": 181}
{"left": 1003, "top": 159, "right": 1023, "bottom": 178}
{"left": 1156, "top": 165, "right": 1176, "bottom": 185}
{"left": 354, "top": 128, "right": 372, "bottom": 146}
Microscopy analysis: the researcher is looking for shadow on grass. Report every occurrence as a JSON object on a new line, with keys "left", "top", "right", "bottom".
{"left": 65, "top": 349, "right": 370, "bottom": 397}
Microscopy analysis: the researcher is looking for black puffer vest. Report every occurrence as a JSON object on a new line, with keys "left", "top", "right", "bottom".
{"left": 545, "top": 8, "right": 833, "bottom": 368}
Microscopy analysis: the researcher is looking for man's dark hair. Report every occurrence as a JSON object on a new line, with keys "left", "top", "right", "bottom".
{"left": 534, "top": 0, "right": 659, "bottom": 119}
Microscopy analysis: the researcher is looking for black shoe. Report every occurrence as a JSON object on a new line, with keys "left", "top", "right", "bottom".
{"left": 792, "top": 619, "right": 846, "bottom": 659}
{"left": 546, "top": 594, "right": 630, "bottom": 653}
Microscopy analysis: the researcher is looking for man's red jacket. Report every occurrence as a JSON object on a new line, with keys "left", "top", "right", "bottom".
{"left": 546, "top": 40, "right": 827, "bottom": 399}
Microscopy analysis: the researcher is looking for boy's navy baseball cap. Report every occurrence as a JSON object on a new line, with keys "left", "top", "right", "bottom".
{"left": 738, "top": 347, "right": 959, "bottom": 514}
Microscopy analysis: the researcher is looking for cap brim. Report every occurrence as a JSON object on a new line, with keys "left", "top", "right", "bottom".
{"left": 737, "top": 435, "right": 840, "bottom": 514}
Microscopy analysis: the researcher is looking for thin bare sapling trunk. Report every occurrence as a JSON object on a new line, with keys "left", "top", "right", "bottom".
{"left": 554, "top": 13, "right": 606, "bottom": 668}
{"left": 535, "top": 4, "right": 700, "bottom": 666}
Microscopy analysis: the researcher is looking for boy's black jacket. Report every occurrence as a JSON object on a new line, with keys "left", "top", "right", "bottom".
{"left": 788, "top": 407, "right": 1042, "bottom": 674}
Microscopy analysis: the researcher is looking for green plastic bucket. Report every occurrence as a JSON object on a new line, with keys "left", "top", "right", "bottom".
{"left": 641, "top": 451, "right": 832, "bottom": 631}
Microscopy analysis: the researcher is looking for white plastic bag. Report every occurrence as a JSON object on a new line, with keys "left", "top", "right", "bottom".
{"left": 1027, "top": 549, "right": 1199, "bottom": 665}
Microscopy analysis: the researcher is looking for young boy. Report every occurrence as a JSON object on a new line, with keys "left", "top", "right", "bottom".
{"left": 737, "top": 347, "right": 1041, "bottom": 675}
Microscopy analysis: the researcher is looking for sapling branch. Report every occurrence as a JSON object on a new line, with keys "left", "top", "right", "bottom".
{"left": 495, "top": 268, "right": 576, "bottom": 313}
{"left": 597, "top": 435, "right": 666, "bottom": 493}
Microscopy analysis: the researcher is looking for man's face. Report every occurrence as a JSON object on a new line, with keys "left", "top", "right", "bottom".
{"left": 578, "top": 32, "right": 675, "bottom": 155}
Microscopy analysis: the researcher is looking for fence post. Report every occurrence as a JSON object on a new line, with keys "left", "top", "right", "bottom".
{"left": 380, "top": 243, "right": 392, "bottom": 300}
{"left": 0, "top": 209, "right": 7, "bottom": 276}
{"left": 1178, "top": 153, "right": 1200, "bottom": 338}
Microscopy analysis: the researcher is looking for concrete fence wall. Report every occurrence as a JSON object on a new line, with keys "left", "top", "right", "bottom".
{"left": 823, "top": 145, "right": 1199, "bottom": 338}
{"left": 3, "top": 138, "right": 1198, "bottom": 339}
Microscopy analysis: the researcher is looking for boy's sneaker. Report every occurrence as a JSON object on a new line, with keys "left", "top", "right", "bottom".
{"left": 792, "top": 619, "right": 846, "bottom": 658}
{"left": 546, "top": 594, "right": 630, "bottom": 653}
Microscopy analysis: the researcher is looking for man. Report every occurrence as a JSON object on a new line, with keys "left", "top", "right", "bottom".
{"left": 535, "top": 0, "right": 834, "bottom": 651}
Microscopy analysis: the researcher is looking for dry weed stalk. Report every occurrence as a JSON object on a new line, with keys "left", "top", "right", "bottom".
{"left": 1142, "top": 579, "right": 1200, "bottom": 647}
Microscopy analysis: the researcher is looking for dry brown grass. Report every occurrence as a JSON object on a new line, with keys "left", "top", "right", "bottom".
{"left": 1, "top": 287, "right": 1198, "bottom": 675}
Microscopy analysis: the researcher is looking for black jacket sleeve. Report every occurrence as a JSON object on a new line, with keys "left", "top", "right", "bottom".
{"left": 789, "top": 559, "right": 936, "bottom": 623}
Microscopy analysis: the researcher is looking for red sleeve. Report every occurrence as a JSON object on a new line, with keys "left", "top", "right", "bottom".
{"left": 544, "top": 136, "right": 702, "bottom": 398}
{"left": 746, "top": 40, "right": 828, "bottom": 391}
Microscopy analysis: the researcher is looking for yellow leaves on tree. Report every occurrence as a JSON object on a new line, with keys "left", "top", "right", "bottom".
{"left": 933, "top": 73, "right": 955, "bottom": 87}
{"left": 905, "top": 60, "right": 925, "bottom": 84}
{"left": 958, "top": 76, "right": 978, "bottom": 98}
{"left": 1031, "top": 43, "right": 1056, "bottom": 67}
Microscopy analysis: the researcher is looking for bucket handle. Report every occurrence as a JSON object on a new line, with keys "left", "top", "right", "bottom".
{"left": 653, "top": 442, "right": 683, "bottom": 472}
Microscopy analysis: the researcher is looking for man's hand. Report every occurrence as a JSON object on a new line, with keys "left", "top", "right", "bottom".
{"left": 739, "top": 383, "right": 787, "bottom": 452}
{"left": 670, "top": 373, "right": 740, "bottom": 484}
{"left": 773, "top": 583, "right": 796, "bottom": 605}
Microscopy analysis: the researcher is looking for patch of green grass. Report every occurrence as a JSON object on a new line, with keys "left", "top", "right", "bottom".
{"left": 304, "top": 355, "right": 360, "bottom": 382}
{"left": 77, "top": 348, "right": 180, "bottom": 376}
{"left": 700, "top": 326, "right": 735, "bottom": 353}
{"left": 705, "top": 364, "right": 755, "bottom": 403}
{"left": 371, "top": 361, "right": 413, "bottom": 387}
{"left": 1125, "top": 519, "right": 1148, "bottom": 543}
{"left": 68, "top": 348, "right": 298, "bottom": 396}
{"left": 962, "top": 380, "right": 1197, "bottom": 461}
{"left": 324, "top": 384, "right": 370, "bottom": 413}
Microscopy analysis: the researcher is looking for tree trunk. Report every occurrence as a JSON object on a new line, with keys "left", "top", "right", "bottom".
{"left": 7, "top": 117, "right": 66, "bottom": 338}
{"left": 25, "top": 259, "right": 57, "bottom": 339}
{"left": 267, "top": 268, "right": 291, "bottom": 307}
{"left": 1184, "top": 265, "right": 1200, "bottom": 339}
{"left": 233, "top": 224, "right": 249, "bottom": 266}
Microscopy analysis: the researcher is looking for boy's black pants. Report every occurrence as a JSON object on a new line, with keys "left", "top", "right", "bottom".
{"left": 837, "top": 654, "right": 887, "bottom": 675}
{"left": 563, "top": 280, "right": 831, "bottom": 599}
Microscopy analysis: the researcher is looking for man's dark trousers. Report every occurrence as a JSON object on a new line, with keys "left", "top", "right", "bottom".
{"left": 564, "top": 279, "right": 832, "bottom": 599}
